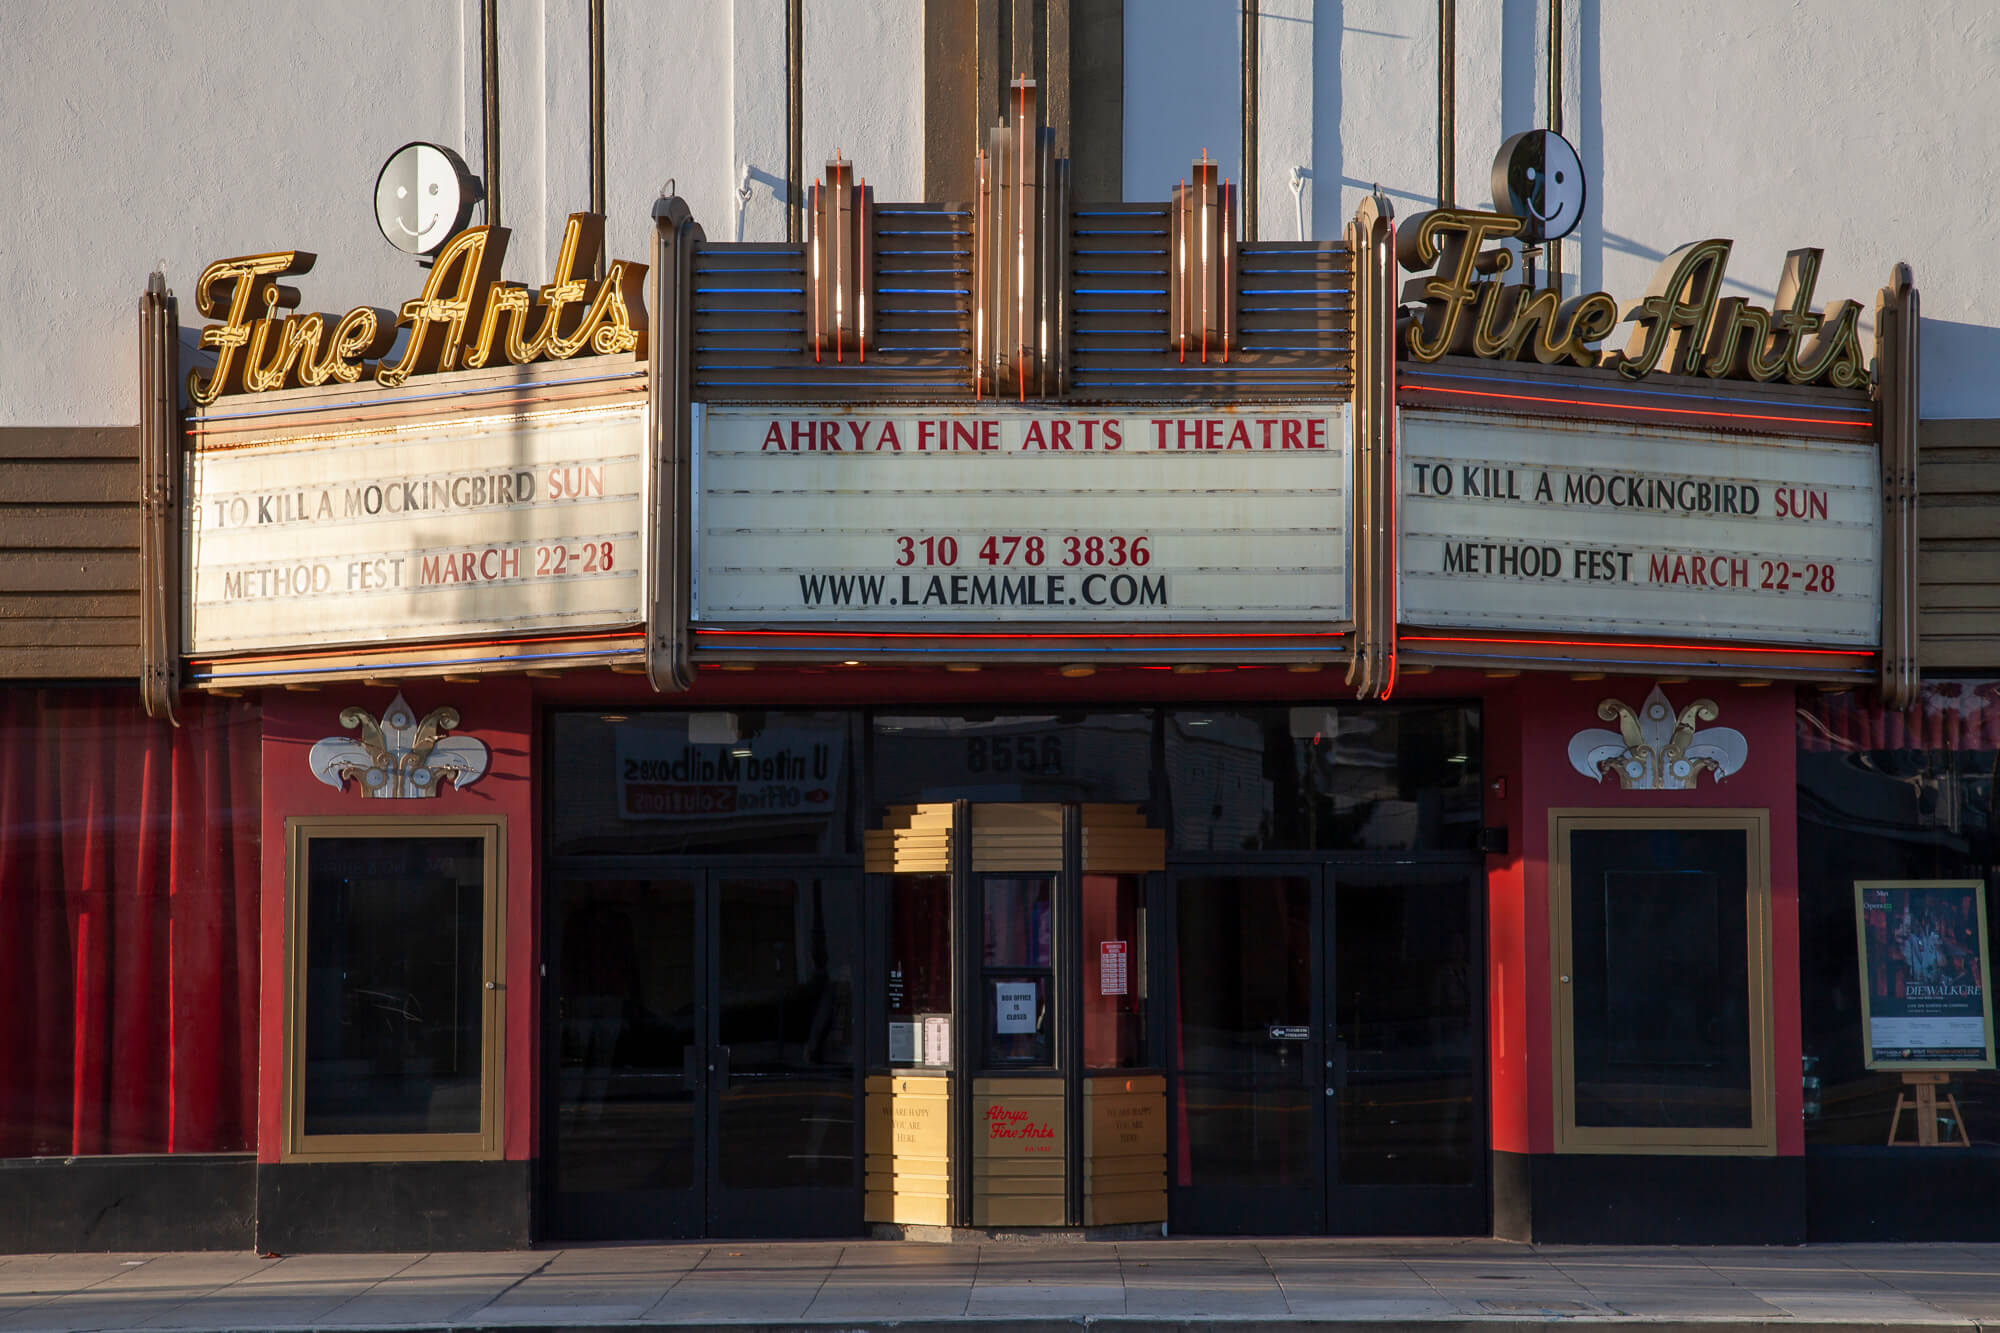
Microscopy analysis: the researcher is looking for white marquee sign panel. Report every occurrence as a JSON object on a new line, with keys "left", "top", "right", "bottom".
{"left": 1398, "top": 410, "right": 1879, "bottom": 647}
{"left": 184, "top": 405, "right": 645, "bottom": 654}
{"left": 694, "top": 404, "right": 1351, "bottom": 625}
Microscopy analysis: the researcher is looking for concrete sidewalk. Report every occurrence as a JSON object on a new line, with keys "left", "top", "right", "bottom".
{"left": 8, "top": 1239, "right": 2000, "bottom": 1332}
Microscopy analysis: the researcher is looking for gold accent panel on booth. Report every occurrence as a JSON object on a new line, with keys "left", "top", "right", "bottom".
{"left": 863, "top": 1074, "right": 953, "bottom": 1226}
{"left": 971, "top": 804, "right": 1065, "bottom": 873}
{"left": 1083, "top": 1074, "right": 1167, "bottom": 1226}
{"left": 973, "top": 1077, "right": 1066, "bottom": 1227}
{"left": 1080, "top": 805, "right": 1167, "bottom": 874}
{"left": 865, "top": 804, "right": 955, "bottom": 874}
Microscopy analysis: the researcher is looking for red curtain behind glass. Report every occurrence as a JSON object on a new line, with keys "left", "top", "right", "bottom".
{"left": 0, "top": 690, "right": 260, "bottom": 1156}
{"left": 1798, "top": 680, "right": 2000, "bottom": 752}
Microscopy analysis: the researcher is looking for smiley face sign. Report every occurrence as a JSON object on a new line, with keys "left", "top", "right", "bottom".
{"left": 373, "top": 142, "right": 480, "bottom": 256}
{"left": 1490, "top": 130, "right": 1585, "bottom": 243}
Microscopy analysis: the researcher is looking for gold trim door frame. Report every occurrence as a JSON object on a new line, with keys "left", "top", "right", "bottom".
{"left": 283, "top": 816, "right": 507, "bottom": 1162}
{"left": 1549, "top": 809, "right": 1775, "bottom": 1155}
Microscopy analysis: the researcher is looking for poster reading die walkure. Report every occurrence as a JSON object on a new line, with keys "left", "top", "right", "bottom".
{"left": 1855, "top": 880, "right": 1997, "bottom": 1070}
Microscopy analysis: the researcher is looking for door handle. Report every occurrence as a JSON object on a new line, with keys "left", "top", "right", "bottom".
{"left": 711, "top": 1044, "right": 731, "bottom": 1091}
{"left": 1329, "top": 1038, "right": 1349, "bottom": 1090}
{"left": 683, "top": 1046, "right": 701, "bottom": 1085}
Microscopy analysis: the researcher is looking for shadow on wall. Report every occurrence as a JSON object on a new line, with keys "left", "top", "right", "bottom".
{"left": 1919, "top": 317, "right": 2000, "bottom": 419}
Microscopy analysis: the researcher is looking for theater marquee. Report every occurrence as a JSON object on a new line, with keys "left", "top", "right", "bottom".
{"left": 184, "top": 402, "right": 646, "bottom": 655}
{"left": 692, "top": 405, "right": 1352, "bottom": 627}
{"left": 1398, "top": 411, "right": 1881, "bottom": 647}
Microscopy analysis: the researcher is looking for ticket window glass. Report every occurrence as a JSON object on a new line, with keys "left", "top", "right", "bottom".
{"left": 883, "top": 860, "right": 1152, "bottom": 1072}
{"left": 1551, "top": 811, "right": 1774, "bottom": 1153}
{"left": 982, "top": 875, "right": 1055, "bottom": 1066}
{"left": 887, "top": 873, "right": 952, "bottom": 1068}
{"left": 284, "top": 819, "right": 505, "bottom": 1160}
{"left": 1083, "top": 873, "right": 1147, "bottom": 1069}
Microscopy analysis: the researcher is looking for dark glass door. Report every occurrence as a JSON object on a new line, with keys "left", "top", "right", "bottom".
{"left": 1167, "top": 863, "right": 1486, "bottom": 1236}
{"left": 706, "top": 873, "right": 863, "bottom": 1236}
{"left": 547, "top": 870, "right": 861, "bottom": 1239}
{"left": 1168, "top": 870, "right": 1323, "bottom": 1234}
{"left": 548, "top": 876, "right": 701, "bottom": 1239}
{"left": 1327, "top": 866, "right": 1486, "bottom": 1234}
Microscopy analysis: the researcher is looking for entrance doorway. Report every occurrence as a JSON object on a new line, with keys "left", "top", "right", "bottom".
{"left": 1167, "top": 862, "right": 1486, "bottom": 1235}
{"left": 544, "top": 870, "right": 862, "bottom": 1240}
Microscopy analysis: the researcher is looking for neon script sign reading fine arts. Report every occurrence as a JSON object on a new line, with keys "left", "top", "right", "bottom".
{"left": 1399, "top": 209, "right": 1867, "bottom": 388}
{"left": 186, "top": 213, "right": 647, "bottom": 405}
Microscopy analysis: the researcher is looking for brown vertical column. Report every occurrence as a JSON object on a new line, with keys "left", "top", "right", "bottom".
{"left": 480, "top": 0, "right": 500, "bottom": 226}
{"left": 138, "top": 272, "right": 181, "bottom": 722}
{"left": 589, "top": 0, "right": 606, "bottom": 279}
{"left": 924, "top": 0, "right": 978, "bottom": 203}
{"left": 1068, "top": 0, "right": 1123, "bottom": 203}
{"left": 1169, "top": 155, "right": 1239, "bottom": 365}
{"left": 482, "top": 0, "right": 501, "bottom": 228}
{"left": 1045, "top": 0, "right": 1071, "bottom": 159}
{"left": 787, "top": 0, "right": 804, "bottom": 243}
{"left": 647, "top": 197, "right": 701, "bottom": 693}
{"left": 1240, "top": 0, "right": 1258, "bottom": 242}
{"left": 941, "top": 0, "right": 1112, "bottom": 203}
{"left": 1345, "top": 194, "right": 1398, "bottom": 699}
{"left": 808, "top": 158, "right": 875, "bottom": 360}
{"left": 1545, "top": 0, "right": 1561, "bottom": 292}
{"left": 1438, "top": 0, "right": 1455, "bottom": 206}
{"left": 975, "top": 79, "right": 1067, "bottom": 400}
{"left": 1874, "top": 263, "right": 1920, "bottom": 708}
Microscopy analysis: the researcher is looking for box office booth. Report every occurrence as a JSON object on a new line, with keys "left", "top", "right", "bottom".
{"left": 2, "top": 86, "right": 1958, "bottom": 1250}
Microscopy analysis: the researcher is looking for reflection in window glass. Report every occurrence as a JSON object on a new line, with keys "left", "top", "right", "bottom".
{"left": 1799, "top": 682, "right": 2000, "bottom": 1144}
{"left": 715, "top": 876, "right": 859, "bottom": 1189}
{"left": 302, "top": 836, "right": 486, "bottom": 1137}
{"left": 982, "top": 876, "right": 1054, "bottom": 1067}
{"left": 553, "top": 879, "right": 696, "bottom": 1194}
{"left": 1166, "top": 705, "right": 1480, "bottom": 852}
{"left": 1083, "top": 874, "right": 1146, "bottom": 1068}
{"left": 1173, "top": 875, "right": 1313, "bottom": 1187}
{"left": 1568, "top": 828, "right": 1752, "bottom": 1130}
{"left": 1335, "top": 875, "right": 1480, "bottom": 1186}
{"left": 548, "top": 711, "right": 853, "bottom": 857}
{"left": 888, "top": 874, "right": 951, "bottom": 1067}
{"left": 873, "top": 713, "right": 1151, "bottom": 805}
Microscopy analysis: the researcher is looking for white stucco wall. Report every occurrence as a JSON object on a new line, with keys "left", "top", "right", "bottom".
{"left": 1, "top": 0, "right": 467, "bottom": 426}
{"left": 0, "top": 0, "right": 926, "bottom": 425}
{"left": 4, "top": 0, "right": 1996, "bottom": 421}
{"left": 803, "top": 0, "right": 924, "bottom": 204}
{"left": 1124, "top": 0, "right": 2000, "bottom": 417}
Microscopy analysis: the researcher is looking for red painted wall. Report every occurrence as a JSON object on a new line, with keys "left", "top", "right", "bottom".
{"left": 1486, "top": 676, "right": 1802, "bottom": 1157}
{"left": 251, "top": 662, "right": 1803, "bottom": 1171}
{"left": 256, "top": 679, "right": 537, "bottom": 1163}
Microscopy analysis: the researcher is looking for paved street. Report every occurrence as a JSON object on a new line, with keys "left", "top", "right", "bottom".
{"left": 9, "top": 1239, "right": 2000, "bottom": 1331}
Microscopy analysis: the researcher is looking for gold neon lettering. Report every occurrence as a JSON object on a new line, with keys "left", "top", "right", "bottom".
{"left": 186, "top": 251, "right": 315, "bottom": 405}
{"left": 1397, "top": 209, "right": 1525, "bottom": 362}
{"left": 587, "top": 259, "right": 647, "bottom": 355}
{"left": 308, "top": 307, "right": 391, "bottom": 385}
{"left": 1468, "top": 254, "right": 1520, "bottom": 360}
{"left": 1701, "top": 297, "right": 1782, "bottom": 381}
{"left": 465, "top": 284, "right": 534, "bottom": 369}
{"left": 1615, "top": 239, "right": 1732, "bottom": 379}
{"left": 533, "top": 214, "right": 603, "bottom": 357}
{"left": 1795, "top": 299, "right": 1868, "bottom": 388}
{"left": 376, "top": 226, "right": 510, "bottom": 387}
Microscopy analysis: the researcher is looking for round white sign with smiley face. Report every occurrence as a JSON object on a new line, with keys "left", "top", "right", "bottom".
{"left": 1489, "top": 130, "right": 1585, "bottom": 243}
{"left": 374, "top": 142, "right": 480, "bottom": 256}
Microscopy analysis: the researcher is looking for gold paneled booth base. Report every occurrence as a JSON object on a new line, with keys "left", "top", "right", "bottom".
{"left": 1084, "top": 1074, "right": 1167, "bottom": 1227}
{"left": 864, "top": 1074, "right": 953, "bottom": 1226}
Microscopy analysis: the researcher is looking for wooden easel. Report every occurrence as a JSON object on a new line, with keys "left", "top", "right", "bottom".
{"left": 1886, "top": 1071, "right": 1971, "bottom": 1146}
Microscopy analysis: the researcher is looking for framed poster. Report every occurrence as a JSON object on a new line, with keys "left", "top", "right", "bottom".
{"left": 1855, "top": 880, "right": 1997, "bottom": 1070}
